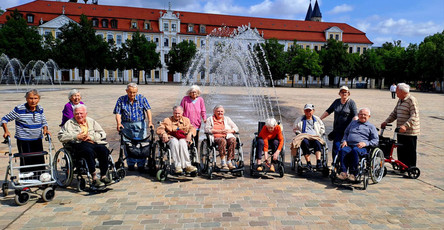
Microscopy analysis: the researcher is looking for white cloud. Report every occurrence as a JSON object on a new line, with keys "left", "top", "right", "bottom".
{"left": 373, "top": 18, "right": 442, "bottom": 37}
{"left": 247, "top": 0, "right": 307, "bottom": 19}
{"left": 329, "top": 4, "right": 353, "bottom": 14}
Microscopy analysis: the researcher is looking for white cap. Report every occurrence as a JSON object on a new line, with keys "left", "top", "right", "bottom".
{"left": 339, "top": 86, "right": 349, "bottom": 92}
{"left": 304, "top": 104, "right": 314, "bottom": 110}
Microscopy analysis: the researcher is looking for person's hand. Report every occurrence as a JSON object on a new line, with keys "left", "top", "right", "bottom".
{"left": 381, "top": 122, "right": 387, "bottom": 129}
{"left": 77, "top": 133, "right": 89, "bottom": 141}
{"left": 273, "top": 150, "right": 280, "bottom": 161}
{"left": 162, "top": 134, "right": 169, "bottom": 143}
{"left": 399, "top": 125, "right": 407, "bottom": 133}
{"left": 43, "top": 130, "right": 51, "bottom": 137}
{"left": 186, "top": 135, "right": 192, "bottom": 144}
{"left": 264, "top": 152, "right": 269, "bottom": 161}
{"left": 224, "top": 129, "right": 233, "bottom": 134}
{"left": 3, "top": 131, "right": 11, "bottom": 139}
{"left": 356, "top": 142, "right": 366, "bottom": 148}
{"left": 117, "top": 123, "right": 124, "bottom": 131}
{"left": 340, "top": 141, "right": 348, "bottom": 148}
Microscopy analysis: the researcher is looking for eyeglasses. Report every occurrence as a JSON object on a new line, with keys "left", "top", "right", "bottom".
{"left": 340, "top": 91, "right": 348, "bottom": 94}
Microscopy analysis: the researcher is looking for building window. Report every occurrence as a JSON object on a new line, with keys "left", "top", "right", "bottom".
{"left": 188, "top": 24, "right": 194, "bottom": 32}
{"left": 131, "top": 20, "right": 138, "bottom": 29}
{"left": 107, "top": 34, "right": 114, "bottom": 44}
{"left": 26, "top": 14, "right": 34, "bottom": 23}
{"left": 110, "top": 19, "right": 118, "bottom": 28}
{"left": 200, "top": 70, "right": 205, "bottom": 80}
{"left": 97, "top": 33, "right": 103, "bottom": 39}
{"left": 92, "top": 18, "right": 99, "bottom": 27}
{"left": 118, "top": 69, "right": 123, "bottom": 81}
{"left": 155, "top": 70, "right": 160, "bottom": 79}
{"left": 56, "top": 31, "right": 62, "bottom": 39}
{"left": 314, "top": 46, "right": 318, "bottom": 51}
{"left": 335, "top": 34, "right": 339, "bottom": 40}
{"left": 306, "top": 45, "right": 310, "bottom": 49}
{"left": 144, "top": 21, "right": 151, "bottom": 30}
{"left": 171, "top": 24, "right": 177, "bottom": 32}
{"left": 116, "top": 34, "right": 122, "bottom": 45}
{"left": 102, "top": 19, "right": 108, "bottom": 28}
{"left": 145, "top": 35, "right": 151, "bottom": 42}
{"left": 172, "top": 38, "right": 177, "bottom": 46}
{"left": 164, "top": 38, "right": 169, "bottom": 47}
{"left": 199, "top": 25, "right": 206, "bottom": 33}
{"left": 200, "top": 40, "right": 205, "bottom": 48}
{"left": 349, "top": 47, "right": 353, "bottom": 53}
{"left": 329, "top": 34, "right": 333, "bottom": 39}
{"left": 363, "top": 47, "right": 367, "bottom": 53}
{"left": 145, "top": 71, "right": 151, "bottom": 81}
{"left": 44, "top": 30, "right": 51, "bottom": 37}
{"left": 154, "top": 37, "right": 159, "bottom": 45}
{"left": 164, "top": 23, "right": 169, "bottom": 32}
{"left": 357, "top": 47, "right": 361, "bottom": 54}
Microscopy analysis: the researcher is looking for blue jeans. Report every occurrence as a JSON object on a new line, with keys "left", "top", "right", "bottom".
{"left": 332, "top": 133, "right": 344, "bottom": 160}
{"left": 300, "top": 139, "right": 322, "bottom": 155}
{"left": 122, "top": 121, "right": 147, "bottom": 168}
{"left": 339, "top": 146, "right": 368, "bottom": 176}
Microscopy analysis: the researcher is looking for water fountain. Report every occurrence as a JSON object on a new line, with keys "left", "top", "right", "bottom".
{"left": 181, "top": 25, "right": 283, "bottom": 131}
{"left": 0, "top": 53, "right": 60, "bottom": 92}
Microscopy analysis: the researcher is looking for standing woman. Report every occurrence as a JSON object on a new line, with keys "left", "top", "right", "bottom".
{"left": 320, "top": 86, "right": 357, "bottom": 160}
{"left": 60, "top": 89, "right": 84, "bottom": 126}
{"left": 1, "top": 89, "right": 51, "bottom": 171}
{"left": 180, "top": 85, "right": 207, "bottom": 147}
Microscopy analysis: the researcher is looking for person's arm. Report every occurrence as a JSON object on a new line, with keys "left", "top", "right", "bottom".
{"left": 200, "top": 98, "right": 207, "bottom": 122}
{"left": 61, "top": 103, "right": 72, "bottom": 126}
{"left": 58, "top": 121, "right": 78, "bottom": 143}
{"left": 400, "top": 97, "right": 419, "bottom": 132}
{"left": 1, "top": 107, "right": 19, "bottom": 138}
{"left": 41, "top": 109, "right": 50, "bottom": 136}
{"left": 293, "top": 117, "right": 302, "bottom": 134}
{"left": 2, "top": 122, "right": 10, "bottom": 139}
{"left": 318, "top": 118, "right": 326, "bottom": 136}
{"left": 156, "top": 118, "right": 170, "bottom": 143}
{"left": 382, "top": 104, "right": 398, "bottom": 127}
{"left": 204, "top": 117, "right": 213, "bottom": 134}
{"left": 91, "top": 119, "right": 106, "bottom": 143}
{"left": 319, "top": 111, "right": 329, "bottom": 120}
{"left": 320, "top": 100, "right": 336, "bottom": 120}
{"left": 146, "top": 109, "right": 153, "bottom": 128}
{"left": 115, "top": 114, "right": 123, "bottom": 131}
{"left": 227, "top": 117, "right": 239, "bottom": 133}
{"left": 258, "top": 127, "right": 269, "bottom": 153}
{"left": 368, "top": 126, "right": 379, "bottom": 147}
{"left": 350, "top": 100, "right": 358, "bottom": 120}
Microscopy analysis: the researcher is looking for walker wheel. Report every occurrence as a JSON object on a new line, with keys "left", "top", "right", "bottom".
{"left": 42, "top": 187, "right": 55, "bottom": 202}
{"left": 156, "top": 169, "right": 167, "bottom": 182}
{"left": 190, "top": 171, "right": 198, "bottom": 177}
{"left": 2, "top": 183, "right": 8, "bottom": 197}
{"left": 14, "top": 191, "right": 30, "bottom": 206}
{"left": 363, "top": 178, "right": 369, "bottom": 190}
{"left": 392, "top": 163, "right": 399, "bottom": 171}
{"left": 383, "top": 166, "right": 387, "bottom": 177}
{"left": 238, "top": 170, "right": 244, "bottom": 177}
{"left": 408, "top": 167, "right": 420, "bottom": 179}
{"left": 296, "top": 163, "right": 303, "bottom": 176}
{"left": 77, "top": 177, "right": 86, "bottom": 192}
{"left": 279, "top": 165, "right": 285, "bottom": 178}
{"left": 116, "top": 168, "right": 126, "bottom": 180}
{"left": 208, "top": 166, "right": 213, "bottom": 180}
{"left": 322, "top": 168, "right": 330, "bottom": 177}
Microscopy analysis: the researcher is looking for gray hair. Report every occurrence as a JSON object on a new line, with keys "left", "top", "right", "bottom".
{"left": 186, "top": 85, "right": 201, "bottom": 96}
{"left": 68, "top": 89, "right": 80, "bottom": 99}
{"left": 213, "top": 105, "right": 224, "bottom": 113}
{"left": 25, "top": 89, "right": 40, "bottom": 98}
{"left": 127, "top": 83, "right": 138, "bottom": 90}
{"left": 358, "top": 108, "right": 371, "bottom": 115}
{"left": 73, "top": 104, "right": 87, "bottom": 112}
{"left": 397, "top": 83, "right": 410, "bottom": 93}
{"left": 265, "top": 118, "right": 277, "bottom": 128}
{"left": 173, "top": 105, "right": 183, "bottom": 111}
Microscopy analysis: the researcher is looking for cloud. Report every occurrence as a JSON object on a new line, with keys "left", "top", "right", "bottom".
{"left": 373, "top": 18, "right": 443, "bottom": 37}
{"left": 329, "top": 4, "right": 353, "bottom": 14}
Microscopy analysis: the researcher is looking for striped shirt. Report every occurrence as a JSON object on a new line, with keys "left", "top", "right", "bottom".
{"left": 113, "top": 94, "right": 151, "bottom": 122}
{"left": 1, "top": 103, "right": 48, "bottom": 141}
{"left": 384, "top": 94, "right": 420, "bottom": 136}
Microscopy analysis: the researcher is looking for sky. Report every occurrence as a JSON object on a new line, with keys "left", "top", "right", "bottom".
{"left": 1, "top": 0, "right": 443, "bottom": 47}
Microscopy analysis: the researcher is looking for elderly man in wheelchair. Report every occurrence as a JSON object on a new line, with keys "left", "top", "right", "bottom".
{"left": 291, "top": 104, "right": 329, "bottom": 176}
{"left": 332, "top": 108, "right": 379, "bottom": 186}
{"left": 57, "top": 104, "right": 113, "bottom": 189}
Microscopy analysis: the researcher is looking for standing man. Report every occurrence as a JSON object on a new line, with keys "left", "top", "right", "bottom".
{"left": 381, "top": 83, "right": 420, "bottom": 170}
{"left": 390, "top": 83, "right": 397, "bottom": 99}
{"left": 114, "top": 83, "right": 153, "bottom": 173}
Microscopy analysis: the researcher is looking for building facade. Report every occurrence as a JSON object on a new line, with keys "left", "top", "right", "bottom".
{"left": 0, "top": 0, "right": 373, "bottom": 86}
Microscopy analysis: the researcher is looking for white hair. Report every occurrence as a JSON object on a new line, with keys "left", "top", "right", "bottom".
{"left": 73, "top": 104, "right": 87, "bottom": 112}
{"left": 265, "top": 118, "right": 277, "bottom": 128}
{"left": 397, "top": 83, "right": 410, "bottom": 93}
{"left": 25, "top": 89, "right": 40, "bottom": 98}
{"left": 127, "top": 83, "right": 138, "bottom": 90}
{"left": 68, "top": 89, "right": 80, "bottom": 99}
{"left": 213, "top": 105, "right": 224, "bottom": 112}
{"left": 186, "top": 85, "right": 201, "bottom": 96}
{"left": 358, "top": 108, "right": 371, "bottom": 115}
{"left": 173, "top": 105, "right": 183, "bottom": 111}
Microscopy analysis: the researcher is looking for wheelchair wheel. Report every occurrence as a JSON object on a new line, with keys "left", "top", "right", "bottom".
{"left": 370, "top": 148, "right": 385, "bottom": 183}
{"left": 278, "top": 165, "right": 285, "bottom": 178}
{"left": 42, "top": 187, "right": 55, "bottom": 202}
{"left": 15, "top": 191, "right": 30, "bottom": 206}
{"left": 363, "top": 173, "right": 368, "bottom": 190}
{"left": 408, "top": 167, "right": 420, "bottom": 179}
{"left": 53, "top": 148, "right": 74, "bottom": 187}
{"left": 156, "top": 169, "right": 167, "bottom": 181}
{"left": 199, "top": 140, "right": 210, "bottom": 173}
{"left": 296, "top": 161, "right": 303, "bottom": 175}
{"left": 116, "top": 168, "right": 126, "bottom": 180}
{"left": 2, "top": 183, "right": 8, "bottom": 197}
{"left": 208, "top": 166, "right": 213, "bottom": 180}
{"left": 290, "top": 155, "right": 295, "bottom": 171}
{"left": 77, "top": 176, "right": 86, "bottom": 192}
{"left": 322, "top": 168, "right": 329, "bottom": 177}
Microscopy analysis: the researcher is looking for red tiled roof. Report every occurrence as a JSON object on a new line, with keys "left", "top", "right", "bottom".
{"left": 1, "top": 0, "right": 372, "bottom": 44}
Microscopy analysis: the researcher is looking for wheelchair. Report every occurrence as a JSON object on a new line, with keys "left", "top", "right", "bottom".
{"left": 329, "top": 146, "right": 385, "bottom": 190}
{"left": 154, "top": 136, "right": 199, "bottom": 181}
{"left": 250, "top": 122, "right": 285, "bottom": 178}
{"left": 290, "top": 134, "right": 329, "bottom": 177}
{"left": 199, "top": 132, "right": 245, "bottom": 179}
{"left": 118, "top": 128, "right": 156, "bottom": 175}
{"left": 53, "top": 143, "right": 126, "bottom": 192}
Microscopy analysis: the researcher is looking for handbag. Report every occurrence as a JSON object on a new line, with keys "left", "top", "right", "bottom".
{"left": 126, "top": 141, "right": 151, "bottom": 159}
{"left": 327, "top": 130, "right": 336, "bottom": 141}
{"left": 170, "top": 129, "right": 187, "bottom": 139}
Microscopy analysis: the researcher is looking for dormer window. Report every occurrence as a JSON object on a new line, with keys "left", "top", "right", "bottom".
{"left": 102, "top": 19, "right": 108, "bottom": 28}
{"left": 131, "top": 20, "right": 138, "bottom": 29}
{"left": 92, "top": 18, "right": 99, "bottom": 27}
{"left": 144, "top": 20, "right": 151, "bottom": 30}
{"left": 171, "top": 23, "right": 177, "bottom": 32}
{"left": 199, "top": 25, "right": 206, "bottom": 33}
{"left": 335, "top": 34, "right": 339, "bottom": 40}
{"left": 110, "top": 19, "right": 118, "bottom": 28}
{"left": 26, "top": 14, "right": 34, "bottom": 23}
{"left": 188, "top": 24, "right": 194, "bottom": 33}
{"left": 164, "top": 23, "right": 169, "bottom": 32}
{"left": 329, "top": 34, "right": 333, "bottom": 39}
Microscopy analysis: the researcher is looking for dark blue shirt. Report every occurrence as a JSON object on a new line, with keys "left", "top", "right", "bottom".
{"left": 342, "top": 120, "right": 378, "bottom": 147}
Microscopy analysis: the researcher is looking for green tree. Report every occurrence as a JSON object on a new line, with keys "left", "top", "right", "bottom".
{"left": 124, "top": 31, "right": 161, "bottom": 84}
{"left": 0, "top": 9, "right": 44, "bottom": 63}
{"left": 287, "top": 45, "right": 322, "bottom": 88}
{"left": 166, "top": 40, "right": 197, "bottom": 78}
{"left": 319, "top": 39, "right": 349, "bottom": 87}
{"left": 404, "top": 43, "right": 419, "bottom": 83}
{"left": 343, "top": 52, "right": 361, "bottom": 88}
{"left": 379, "top": 41, "right": 406, "bottom": 88}
{"left": 257, "top": 38, "right": 287, "bottom": 85}
{"left": 359, "top": 48, "right": 384, "bottom": 87}
{"left": 416, "top": 31, "right": 444, "bottom": 90}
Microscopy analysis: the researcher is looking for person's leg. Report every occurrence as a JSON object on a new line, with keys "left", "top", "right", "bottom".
{"left": 255, "top": 138, "right": 265, "bottom": 165}
{"left": 312, "top": 140, "right": 323, "bottom": 168}
{"left": 179, "top": 139, "right": 196, "bottom": 173}
{"left": 339, "top": 146, "right": 352, "bottom": 174}
{"left": 168, "top": 137, "right": 182, "bottom": 171}
{"left": 73, "top": 142, "right": 97, "bottom": 175}
{"left": 332, "top": 133, "right": 343, "bottom": 161}
{"left": 214, "top": 138, "right": 227, "bottom": 167}
{"left": 350, "top": 147, "right": 362, "bottom": 176}
{"left": 300, "top": 138, "right": 312, "bottom": 165}
{"left": 397, "top": 135, "right": 417, "bottom": 168}
{"left": 92, "top": 144, "right": 110, "bottom": 177}
{"left": 193, "top": 131, "right": 199, "bottom": 150}
{"left": 226, "top": 137, "right": 236, "bottom": 169}
{"left": 17, "top": 139, "right": 45, "bottom": 172}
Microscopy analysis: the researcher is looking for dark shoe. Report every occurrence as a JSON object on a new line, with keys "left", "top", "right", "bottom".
{"left": 306, "top": 162, "right": 312, "bottom": 170}
{"left": 316, "top": 161, "right": 322, "bottom": 170}
{"left": 128, "top": 165, "right": 135, "bottom": 171}
{"left": 138, "top": 166, "right": 146, "bottom": 173}
{"left": 93, "top": 179, "right": 104, "bottom": 187}
{"left": 100, "top": 177, "right": 112, "bottom": 185}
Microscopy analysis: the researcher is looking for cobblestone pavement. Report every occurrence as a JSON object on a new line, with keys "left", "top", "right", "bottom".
{"left": 0, "top": 85, "right": 443, "bottom": 229}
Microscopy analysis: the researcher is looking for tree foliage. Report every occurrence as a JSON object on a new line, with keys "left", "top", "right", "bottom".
{"left": 166, "top": 40, "right": 197, "bottom": 76}
{"left": 319, "top": 39, "right": 349, "bottom": 86}
{"left": 286, "top": 44, "right": 322, "bottom": 87}
{"left": 257, "top": 38, "right": 287, "bottom": 85}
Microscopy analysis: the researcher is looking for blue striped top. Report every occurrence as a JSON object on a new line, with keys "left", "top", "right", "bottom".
{"left": 113, "top": 94, "right": 151, "bottom": 122}
{"left": 1, "top": 103, "right": 48, "bottom": 141}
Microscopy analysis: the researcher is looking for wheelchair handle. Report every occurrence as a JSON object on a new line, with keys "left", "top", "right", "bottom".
{"left": 2, "top": 136, "right": 10, "bottom": 144}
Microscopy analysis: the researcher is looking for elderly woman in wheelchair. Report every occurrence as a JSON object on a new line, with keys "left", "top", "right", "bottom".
{"left": 57, "top": 104, "right": 123, "bottom": 190}
{"left": 156, "top": 106, "right": 198, "bottom": 177}
{"left": 250, "top": 118, "right": 285, "bottom": 177}
{"left": 330, "top": 108, "right": 384, "bottom": 189}
{"left": 291, "top": 104, "right": 329, "bottom": 176}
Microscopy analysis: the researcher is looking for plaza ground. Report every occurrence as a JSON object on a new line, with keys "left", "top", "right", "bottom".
{"left": 0, "top": 84, "right": 443, "bottom": 229}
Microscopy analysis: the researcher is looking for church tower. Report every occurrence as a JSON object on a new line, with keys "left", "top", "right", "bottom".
{"left": 304, "top": 0, "right": 322, "bottom": 22}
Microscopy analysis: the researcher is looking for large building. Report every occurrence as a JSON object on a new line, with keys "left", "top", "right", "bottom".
{"left": 0, "top": 0, "right": 372, "bottom": 85}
